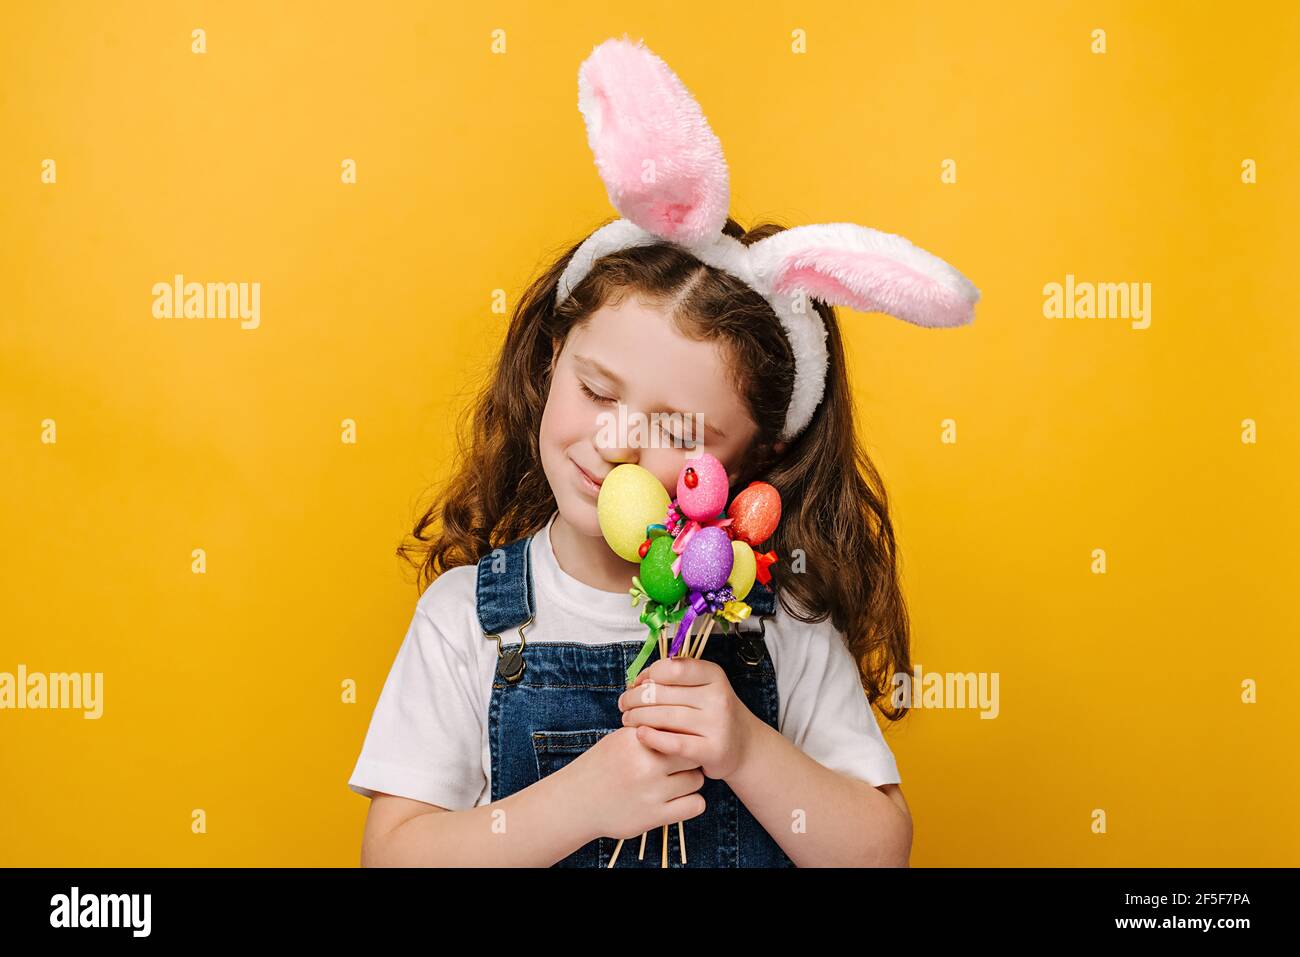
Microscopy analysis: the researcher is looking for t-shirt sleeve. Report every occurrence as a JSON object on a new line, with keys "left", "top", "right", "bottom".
{"left": 347, "top": 598, "right": 486, "bottom": 810}
{"left": 778, "top": 617, "right": 902, "bottom": 788}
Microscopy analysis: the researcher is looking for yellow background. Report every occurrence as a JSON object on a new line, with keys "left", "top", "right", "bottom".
{"left": 2, "top": 1, "right": 1296, "bottom": 866}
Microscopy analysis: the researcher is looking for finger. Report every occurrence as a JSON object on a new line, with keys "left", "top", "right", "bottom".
{"left": 622, "top": 704, "right": 700, "bottom": 734}
{"left": 659, "top": 749, "right": 705, "bottom": 775}
{"left": 665, "top": 767, "right": 706, "bottom": 799}
{"left": 633, "top": 656, "right": 715, "bottom": 688}
{"left": 661, "top": 791, "right": 707, "bottom": 824}
{"left": 636, "top": 724, "right": 704, "bottom": 764}
{"left": 618, "top": 681, "right": 702, "bottom": 712}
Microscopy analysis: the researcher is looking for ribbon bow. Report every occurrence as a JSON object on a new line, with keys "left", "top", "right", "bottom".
{"left": 638, "top": 602, "right": 684, "bottom": 634}
{"left": 668, "top": 586, "right": 736, "bottom": 657}
{"left": 624, "top": 587, "right": 687, "bottom": 685}
{"left": 719, "top": 600, "right": 751, "bottom": 624}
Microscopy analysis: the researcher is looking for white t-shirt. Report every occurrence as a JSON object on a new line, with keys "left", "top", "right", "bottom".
{"left": 348, "top": 510, "right": 901, "bottom": 809}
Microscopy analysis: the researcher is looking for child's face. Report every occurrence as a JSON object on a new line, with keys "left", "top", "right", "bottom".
{"left": 540, "top": 293, "right": 760, "bottom": 542}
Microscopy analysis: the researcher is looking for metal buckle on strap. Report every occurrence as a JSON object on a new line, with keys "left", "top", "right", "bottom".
{"left": 737, "top": 617, "right": 766, "bottom": 666}
{"left": 485, "top": 615, "right": 533, "bottom": 683}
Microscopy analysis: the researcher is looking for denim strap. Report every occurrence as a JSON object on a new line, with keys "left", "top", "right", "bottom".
{"left": 474, "top": 537, "right": 535, "bottom": 636}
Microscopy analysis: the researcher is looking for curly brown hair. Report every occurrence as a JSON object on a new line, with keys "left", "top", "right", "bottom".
{"left": 398, "top": 216, "right": 912, "bottom": 720}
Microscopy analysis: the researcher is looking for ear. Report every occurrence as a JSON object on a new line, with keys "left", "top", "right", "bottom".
{"left": 748, "top": 223, "right": 980, "bottom": 328}
{"left": 577, "top": 36, "right": 730, "bottom": 244}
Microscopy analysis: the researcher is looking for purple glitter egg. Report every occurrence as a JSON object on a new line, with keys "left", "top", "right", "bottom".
{"left": 680, "top": 526, "right": 734, "bottom": 591}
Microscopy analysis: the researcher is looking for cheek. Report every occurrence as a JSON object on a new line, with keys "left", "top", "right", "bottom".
{"left": 540, "top": 378, "right": 597, "bottom": 452}
{"left": 634, "top": 451, "right": 689, "bottom": 499}
{"left": 539, "top": 393, "right": 572, "bottom": 493}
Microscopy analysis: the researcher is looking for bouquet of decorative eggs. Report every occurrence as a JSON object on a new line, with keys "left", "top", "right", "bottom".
{"left": 596, "top": 452, "right": 782, "bottom": 686}
{"left": 596, "top": 452, "right": 781, "bottom": 867}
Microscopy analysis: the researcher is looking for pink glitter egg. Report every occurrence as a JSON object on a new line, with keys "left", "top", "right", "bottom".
{"left": 680, "top": 526, "right": 734, "bottom": 592}
{"left": 676, "top": 453, "right": 729, "bottom": 522}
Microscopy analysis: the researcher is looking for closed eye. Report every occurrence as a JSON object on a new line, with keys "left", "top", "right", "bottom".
{"left": 656, "top": 418, "right": 685, "bottom": 442}
{"left": 579, "top": 381, "right": 616, "bottom": 405}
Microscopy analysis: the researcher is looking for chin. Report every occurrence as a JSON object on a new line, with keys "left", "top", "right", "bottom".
{"left": 557, "top": 496, "right": 602, "bottom": 538}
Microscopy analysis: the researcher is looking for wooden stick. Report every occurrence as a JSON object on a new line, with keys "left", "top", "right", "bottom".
{"left": 663, "top": 616, "right": 705, "bottom": 866}
{"left": 693, "top": 615, "right": 718, "bottom": 660}
{"left": 611, "top": 623, "right": 670, "bottom": 869}
{"left": 670, "top": 614, "right": 720, "bottom": 865}
{"left": 659, "top": 624, "right": 669, "bottom": 866}
{"left": 687, "top": 613, "right": 714, "bottom": 659}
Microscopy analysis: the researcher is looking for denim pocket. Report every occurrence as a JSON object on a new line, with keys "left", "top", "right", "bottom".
{"left": 532, "top": 727, "right": 622, "bottom": 868}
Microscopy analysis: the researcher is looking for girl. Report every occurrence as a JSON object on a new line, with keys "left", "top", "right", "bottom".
{"left": 348, "top": 38, "right": 978, "bottom": 868}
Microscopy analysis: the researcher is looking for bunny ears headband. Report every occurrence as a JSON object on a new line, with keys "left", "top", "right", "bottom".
{"left": 555, "top": 37, "right": 981, "bottom": 442}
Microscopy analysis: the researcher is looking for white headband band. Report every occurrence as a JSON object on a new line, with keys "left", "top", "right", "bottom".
{"left": 554, "top": 37, "right": 981, "bottom": 443}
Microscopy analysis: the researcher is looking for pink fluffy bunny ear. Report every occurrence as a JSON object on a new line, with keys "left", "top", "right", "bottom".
{"left": 748, "top": 223, "right": 981, "bottom": 328}
{"left": 577, "top": 36, "right": 730, "bottom": 245}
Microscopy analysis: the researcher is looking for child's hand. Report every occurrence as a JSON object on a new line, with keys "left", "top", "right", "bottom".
{"left": 567, "top": 727, "right": 706, "bottom": 841}
{"left": 618, "top": 656, "right": 759, "bottom": 781}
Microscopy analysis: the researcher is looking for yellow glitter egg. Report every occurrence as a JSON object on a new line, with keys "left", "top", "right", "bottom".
{"left": 727, "top": 539, "right": 757, "bottom": 600}
{"left": 597, "top": 464, "right": 672, "bottom": 563}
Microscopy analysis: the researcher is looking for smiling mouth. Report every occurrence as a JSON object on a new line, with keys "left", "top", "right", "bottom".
{"left": 573, "top": 459, "right": 603, "bottom": 491}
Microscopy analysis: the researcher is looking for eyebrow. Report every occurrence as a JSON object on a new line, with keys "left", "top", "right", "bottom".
{"left": 574, "top": 353, "right": 728, "bottom": 441}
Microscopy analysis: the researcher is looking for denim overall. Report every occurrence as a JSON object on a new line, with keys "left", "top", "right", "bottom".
{"left": 476, "top": 534, "right": 795, "bottom": 867}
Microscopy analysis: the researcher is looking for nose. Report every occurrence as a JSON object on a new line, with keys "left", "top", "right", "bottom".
{"left": 593, "top": 402, "right": 639, "bottom": 465}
